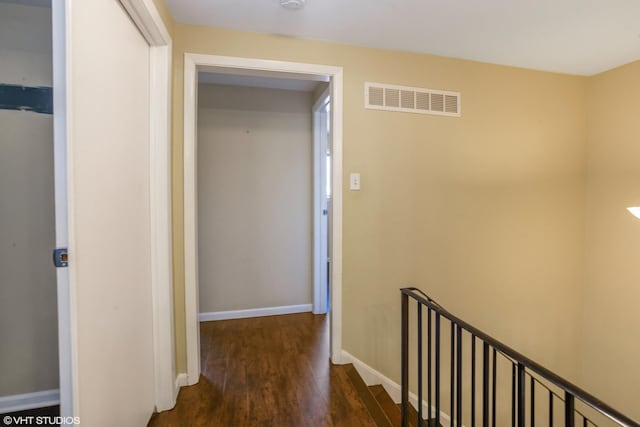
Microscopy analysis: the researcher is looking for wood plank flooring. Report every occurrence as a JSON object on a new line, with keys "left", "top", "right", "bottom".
{"left": 148, "top": 313, "right": 377, "bottom": 426}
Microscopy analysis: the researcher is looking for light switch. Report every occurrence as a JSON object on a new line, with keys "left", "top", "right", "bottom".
{"left": 350, "top": 173, "right": 361, "bottom": 191}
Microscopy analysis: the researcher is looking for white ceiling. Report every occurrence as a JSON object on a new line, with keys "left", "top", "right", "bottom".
{"left": 165, "top": 0, "right": 640, "bottom": 76}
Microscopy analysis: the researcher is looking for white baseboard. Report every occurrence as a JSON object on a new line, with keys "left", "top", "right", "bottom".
{"left": 341, "top": 350, "right": 456, "bottom": 427}
{"left": 0, "top": 389, "right": 60, "bottom": 414}
{"left": 173, "top": 373, "right": 188, "bottom": 400}
{"left": 199, "top": 304, "right": 312, "bottom": 322}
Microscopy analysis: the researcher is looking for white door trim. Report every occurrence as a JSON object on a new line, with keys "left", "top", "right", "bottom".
{"left": 183, "top": 54, "right": 344, "bottom": 385}
{"left": 59, "top": 0, "right": 176, "bottom": 415}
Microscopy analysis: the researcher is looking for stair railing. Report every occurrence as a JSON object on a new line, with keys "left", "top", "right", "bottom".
{"left": 400, "top": 287, "right": 640, "bottom": 427}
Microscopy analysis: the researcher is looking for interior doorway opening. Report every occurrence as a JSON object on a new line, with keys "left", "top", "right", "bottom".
{"left": 183, "top": 55, "right": 344, "bottom": 385}
{"left": 0, "top": 0, "right": 61, "bottom": 418}
{"left": 196, "top": 72, "right": 330, "bottom": 325}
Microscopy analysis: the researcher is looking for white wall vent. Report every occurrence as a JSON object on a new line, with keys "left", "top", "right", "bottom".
{"left": 365, "top": 82, "right": 461, "bottom": 117}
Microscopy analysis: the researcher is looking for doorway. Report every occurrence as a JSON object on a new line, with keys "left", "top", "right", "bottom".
{"left": 1, "top": 0, "right": 173, "bottom": 421}
{"left": 58, "top": 0, "right": 175, "bottom": 421}
{"left": 0, "top": 0, "right": 59, "bottom": 416}
{"left": 196, "top": 75, "right": 325, "bottom": 323}
{"left": 183, "top": 54, "right": 344, "bottom": 385}
{"left": 0, "top": 0, "right": 175, "bottom": 422}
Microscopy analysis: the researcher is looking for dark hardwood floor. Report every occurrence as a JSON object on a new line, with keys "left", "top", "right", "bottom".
{"left": 148, "top": 313, "right": 377, "bottom": 426}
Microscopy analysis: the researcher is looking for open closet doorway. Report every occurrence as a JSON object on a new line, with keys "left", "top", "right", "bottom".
{"left": 183, "top": 55, "right": 344, "bottom": 385}
{"left": 0, "top": 0, "right": 64, "bottom": 418}
{"left": 1, "top": 0, "right": 174, "bottom": 422}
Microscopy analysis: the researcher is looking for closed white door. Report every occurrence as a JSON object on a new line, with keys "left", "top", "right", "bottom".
{"left": 68, "top": 0, "right": 154, "bottom": 425}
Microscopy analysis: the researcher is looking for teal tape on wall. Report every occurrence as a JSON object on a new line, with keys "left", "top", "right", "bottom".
{"left": 0, "top": 84, "right": 53, "bottom": 115}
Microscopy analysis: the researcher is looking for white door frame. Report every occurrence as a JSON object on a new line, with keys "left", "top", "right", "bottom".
{"left": 183, "top": 54, "right": 344, "bottom": 385}
{"left": 312, "top": 87, "right": 331, "bottom": 315}
{"left": 55, "top": 0, "right": 176, "bottom": 415}
{"left": 52, "top": 0, "right": 71, "bottom": 418}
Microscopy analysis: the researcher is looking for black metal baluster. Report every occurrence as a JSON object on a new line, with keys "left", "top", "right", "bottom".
{"left": 482, "top": 343, "right": 489, "bottom": 427}
{"left": 436, "top": 313, "right": 441, "bottom": 426}
{"left": 401, "top": 292, "right": 409, "bottom": 427}
{"left": 517, "top": 363, "right": 525, "bottom": 427}
{"left": 512, "top": 363, "right": 516, "bottom": 427}
{"left": 472, "top": 335, "right": 476, "bottom": 427}
{"left": 457, "top": 325, "right": 462, "bottom": 427}
{"left": 565, "top": 392, "right": 575, "bottom": 427}
{"left": 549, "top": 392, "right": 554, "bottom": 427}
{"left": 530, "top": 377, "right": 535, "bottom": 427}
{"left": 400, "top": 290, "right": 640, "bottom": 427}
{"left": 428, "top": 308, "right": 432, "bottom": 422}
{"left": 492, "top": 349, "right": 497, "bottom": 427}
{"left": 418, "top": 303, "right": 423, "bottom": 427}
{"left": 451, "top": 324, "right": 455, "bottom": 426}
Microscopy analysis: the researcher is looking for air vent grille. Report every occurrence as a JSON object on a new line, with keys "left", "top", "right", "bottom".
{"left": 445, "top": 95, "right": 458, "bottom": 114}
{"left": 368, "top": 86, "right": 384, "bottom": 106}
{"left": 364, "top": 82, "right": 461, "bottom": 117}
{"left": 385, "top": 88, "right": 400, "bottom": 107}
{"left": 416, "top": 92, "right": 430, "bottom": 111}
{"left": 401, "top": 90, "right": 415, "bottom": 109}
{"left": 431, "top": 93, "right": 444, "bottom": 112}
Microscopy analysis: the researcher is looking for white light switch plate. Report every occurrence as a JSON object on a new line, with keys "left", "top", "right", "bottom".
{"left": 350, "top": 173, "right": 361, "bottom": 190}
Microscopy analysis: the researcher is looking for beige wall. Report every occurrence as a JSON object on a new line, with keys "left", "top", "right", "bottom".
{"left": 153, "top": 0, "right": 640, "bottom": 417}
{"left": 0, "top": 2, "right": 58, "bottom": 397}
{"left": 582, "top": 60, "right": 640, "bottom": 420}
{"left": 197, "top": 84, "right": 313, "bottom": 313}
{"left": 171, "top": 24, "right": 589, "bottom": 384}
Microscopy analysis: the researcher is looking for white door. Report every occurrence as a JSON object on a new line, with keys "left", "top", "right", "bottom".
{"left": 67, "top": 0, "right": 155, "bottom": 425}
{"left": 324, "top": 100, "right": 332, "bottom": 312}
{"left": 313, "top": 93, "right": 331, "bottom": 314}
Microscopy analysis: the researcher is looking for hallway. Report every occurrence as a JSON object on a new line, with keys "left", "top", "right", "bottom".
{"left": 148, "top": 313, "right": 377, "bottom": 426}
